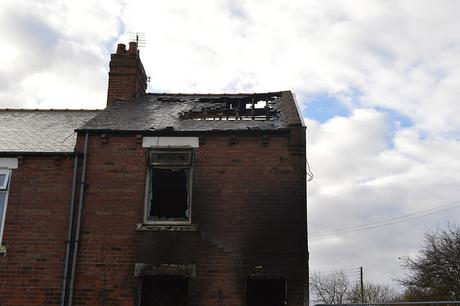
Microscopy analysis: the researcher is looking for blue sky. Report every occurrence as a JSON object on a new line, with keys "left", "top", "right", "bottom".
{"left": 304, "top": 93, "right": 350, "bottom": 123}
{"left": 1, "top": 0, "right": 460, "bottom": 295}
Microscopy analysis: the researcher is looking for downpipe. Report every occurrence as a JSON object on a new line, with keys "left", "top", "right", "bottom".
{"left": 68, "top": 132, "right": 89, "bottom": 306}
{"left": 60, "top": 155, "right": 79, "bottom": 306}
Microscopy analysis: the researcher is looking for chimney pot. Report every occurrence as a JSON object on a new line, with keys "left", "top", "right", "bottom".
{"left": 128, "top": 42, "right": 138, "bottom": 55}
{"left": 116, "top": 43, "right": 127, "bottom": 54}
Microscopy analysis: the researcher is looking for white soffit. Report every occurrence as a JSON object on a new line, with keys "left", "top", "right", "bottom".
{"left": 0, "top": 158, "right": 18, "bottom": 169}
{"left": 142, "top": 137, "right": 199, "bottom": 148}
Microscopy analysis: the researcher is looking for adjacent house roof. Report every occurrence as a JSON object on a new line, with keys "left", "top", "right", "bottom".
{"left": 79, "top": 91, "right": 303, "bottom": 132}
{"left": 0, "top": 110, "right": 99, "bottom": 154}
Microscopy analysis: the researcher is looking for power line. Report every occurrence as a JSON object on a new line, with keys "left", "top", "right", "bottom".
{"left": 311, "top": 200, "right": 460, "bottom": 235}
{"left": 309, "top": 200, "right": 460, "bottom": 238}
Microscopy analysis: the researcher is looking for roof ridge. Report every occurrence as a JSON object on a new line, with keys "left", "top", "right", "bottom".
{"left": 145, "top": 91, "right": 286, "bottom": 96}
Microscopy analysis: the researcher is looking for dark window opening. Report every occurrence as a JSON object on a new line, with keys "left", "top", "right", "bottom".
{"left": 140, "top": 276, "right": 189, "bottom": 306}
{"left": 149, "top": 168, "right": 189, "bottom": 220}
{"left": 146, "top": 150, "right": 193, "bottom": 223}
{"left": 246, "top": 279, "right": 287, "bottom": 306}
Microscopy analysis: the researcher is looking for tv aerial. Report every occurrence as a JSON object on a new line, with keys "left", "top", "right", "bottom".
{"left": 129, "top": 32, "right": 146, "bottom": 48}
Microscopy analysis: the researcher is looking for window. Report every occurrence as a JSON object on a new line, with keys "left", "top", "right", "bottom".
{"left": 145, "top": 150, "right": 193, "bottom": 224}
{"left": 0, "top": 169, "right": 11, "bottom": 245}
{"left": 140, "top": 276, "right": 189, "bottom": 306}
{"left": 246, "top": 278, "right": 287, "bottom": 306}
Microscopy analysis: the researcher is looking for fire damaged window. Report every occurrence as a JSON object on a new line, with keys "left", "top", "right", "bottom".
{"left": 140, "top": 276, "right": 189, "bottom": 306}
{"left": 246, "top": 278, "right": 287, "bottom": 306}
{"left": 145, "top": 150, "right": 193, "bottom": 224}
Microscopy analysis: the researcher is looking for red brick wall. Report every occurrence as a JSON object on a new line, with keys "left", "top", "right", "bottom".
{"left": 71, "top": 133, "right": 307, "bottom": 306}
{"left": 0, "top": 156, "right": 74, "bottom": 305}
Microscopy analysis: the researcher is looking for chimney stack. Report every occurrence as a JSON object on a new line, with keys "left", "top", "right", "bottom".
{"left": 106, "top": 42, "right": 147, "bottom": 107}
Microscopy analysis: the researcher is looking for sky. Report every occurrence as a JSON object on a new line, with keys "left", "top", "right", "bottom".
{"left": 1, "top": 0, "right": 460, "bottom": 294}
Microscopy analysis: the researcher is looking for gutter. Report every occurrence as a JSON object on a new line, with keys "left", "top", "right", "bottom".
{"left": 74, "top": 128, "right": 291, "bottom": 136}
{"left": 0, "top": 151, "right": 78, "bottom": 156}
{"left": 68, "top": 132, "right": 89, "bottom": 306}
{"left": 60, "top": 155, "right": 79, "bottom": 306}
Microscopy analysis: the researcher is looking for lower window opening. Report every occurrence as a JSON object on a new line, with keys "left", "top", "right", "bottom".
{"left": 140, "top": 276, "right": 189, "bottom": 306}
{"left": 246, "top": 278, "right": 287, "bottom": 306}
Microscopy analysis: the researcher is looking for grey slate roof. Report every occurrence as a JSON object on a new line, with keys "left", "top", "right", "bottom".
{"left": 0, "top": 110, "right": 99, "bottom": 153}
{"left": 79, "top": 92, "right": 301, "bottom": 132}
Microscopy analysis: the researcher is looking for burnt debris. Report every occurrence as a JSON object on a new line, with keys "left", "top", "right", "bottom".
{"left": 179, "top": 93, "right": 281, "bottom": 121}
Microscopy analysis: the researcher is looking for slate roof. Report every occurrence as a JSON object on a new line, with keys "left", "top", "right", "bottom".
{"left": 0, "top": 110, "right": 99, "bottom": 153}
{"left": 79, "top": 91, "right": 303, "bottom": 132}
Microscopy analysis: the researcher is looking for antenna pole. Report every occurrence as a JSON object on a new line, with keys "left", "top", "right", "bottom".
{"left": 129, "top": 32, "right": 146, "bottom": 48}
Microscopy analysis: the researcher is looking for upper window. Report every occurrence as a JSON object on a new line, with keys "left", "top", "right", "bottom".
{"left": 0, "top": 169, "right": 12, "bottom": 245}
{"left": 145, "top": 150, "right": 193, "bottom": 224}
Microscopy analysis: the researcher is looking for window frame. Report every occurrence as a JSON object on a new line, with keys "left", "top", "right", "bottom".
{"left": 143, "top": 149, "right": 194, "bottom": 225}
{"left": 0, "top": 169, "right": 12, "bottom": 246}
{"left": 0, "top": 169, "right": 10, "bottom": 190}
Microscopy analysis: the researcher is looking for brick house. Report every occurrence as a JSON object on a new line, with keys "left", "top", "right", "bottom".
{"left": 0, "top": 42, "right": 308, "bottom": 306}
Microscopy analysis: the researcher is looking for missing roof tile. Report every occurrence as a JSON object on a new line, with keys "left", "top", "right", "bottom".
{"left": 179, "top": 94, "right": 281, "bottom": 121}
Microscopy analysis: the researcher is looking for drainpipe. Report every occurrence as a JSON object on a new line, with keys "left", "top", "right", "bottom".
{"left": 305, "top": 127, "right": 310, "bottom": 306}
{"left": 60, "top": 155, "right": 79, "bottom": 306}
{"left": 68, "top": 132, "right": 89, "bottom": 306}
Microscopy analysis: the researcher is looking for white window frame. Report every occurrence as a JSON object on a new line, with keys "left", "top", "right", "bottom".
{"left": 144, "top": 149, "right": 194, "bottom": 225}
{"left": 0, "top": 169, "right": 12, "bottom": 246}
{"left": 0, "top": 169, "right": 11, "bottom": 190}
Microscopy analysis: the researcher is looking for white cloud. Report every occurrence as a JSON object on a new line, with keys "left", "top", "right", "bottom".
{"left": 307, "top": 110, "right": 460, "bottom": 285}
{"left": 0, "top": 0, "right": 125, "bottom": 108}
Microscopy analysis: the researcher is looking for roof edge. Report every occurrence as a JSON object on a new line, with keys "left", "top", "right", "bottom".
{"left": 143, "top": 91, "right": 284, "bottom": 97}
{"left": 0, "top": 151, "right": 77, "bottom": 156}
{"left": 280, "top": 91, "right": 304, "bottom": 126}
{"left": 0, "top": 109, "right": 101, "bottom": 112}
{"left": 74, "top": 128, "right": 291, "bottom": 136}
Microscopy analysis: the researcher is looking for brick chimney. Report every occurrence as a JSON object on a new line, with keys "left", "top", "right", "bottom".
{"left": 106, "top": 42, "right": 147, "bottom": 107}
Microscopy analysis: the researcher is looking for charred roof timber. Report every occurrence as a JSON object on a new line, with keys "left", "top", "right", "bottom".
{"left": 178, "top": 93, "right": 281, "bottom": 121}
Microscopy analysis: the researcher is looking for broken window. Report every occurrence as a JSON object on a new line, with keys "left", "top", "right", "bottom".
{"left": 145, "top": 150, "right": 193, "bottom": 224}
{"left": 140, "top": 276, "right": 189, "bottom": 306}
{"left": 0, "top": 169, "right": 12, "bottom": 245}
{"left": 246, "top": 278, "right": 287, "bottom": 306}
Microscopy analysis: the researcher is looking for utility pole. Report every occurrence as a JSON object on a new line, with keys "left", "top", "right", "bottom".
{"left": 360, "top": 266, "right": 364, "bottom": 303}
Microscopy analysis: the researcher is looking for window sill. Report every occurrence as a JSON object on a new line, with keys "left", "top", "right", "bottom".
{"left": 136, "top": 224, "right": 198, "bottom": 232}
{"left": 0, "top": 245, "right": 6, "bottom": 255}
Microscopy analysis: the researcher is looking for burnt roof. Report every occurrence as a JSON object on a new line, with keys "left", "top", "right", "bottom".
{"left": 79, "top": 91, "right": 303, "bottom": 132}
{"left": 0, "top": 91, "right": 303, "bottom": 154}
{"left": 0, "top": 109, "right": 99, "bottom": 154}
